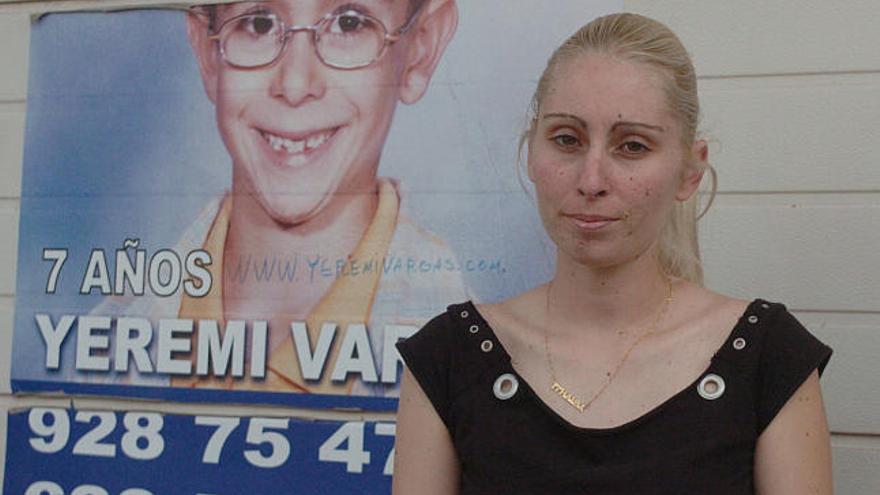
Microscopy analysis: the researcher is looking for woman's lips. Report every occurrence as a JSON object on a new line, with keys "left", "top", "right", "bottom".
{"left": 565, "top": 213, "right": 619, "bottom": 231}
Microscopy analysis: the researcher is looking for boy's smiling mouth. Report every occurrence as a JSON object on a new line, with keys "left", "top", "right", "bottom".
{"left": 258, "top": 127, "right": 338, "bottom": 160}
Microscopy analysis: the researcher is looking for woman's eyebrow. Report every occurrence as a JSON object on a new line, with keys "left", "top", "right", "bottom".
{"left": 542, "top": 113, "right": 587, "bottom": 128}
{"left": 541, "top": 114, "right": 666, "bottom": 133}
{"left": 612, "top": 121, "right": 666, "bottom": 133}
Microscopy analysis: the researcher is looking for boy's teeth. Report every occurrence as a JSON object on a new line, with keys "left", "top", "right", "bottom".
{"left": 307, "top": 133, "right": 327, "bottom": 149}
{"left": 283, "top": 139, "right": 305, "bottom": 154}
{"left": 263, "top": 130, "right": 331, "bottom": 154}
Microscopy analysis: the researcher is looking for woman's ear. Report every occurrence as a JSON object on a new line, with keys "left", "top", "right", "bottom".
{"left": 398, "top": 0, "right": 458, "bottom": 105}
{"left": 186, "top": 9, "right": 219, "bottom": 104}
{"left": 676, "top": 139, "right": 708, "bottom": 201}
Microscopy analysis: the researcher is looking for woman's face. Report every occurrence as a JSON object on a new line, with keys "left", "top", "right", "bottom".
{"left": 203, "top": 0, "right": 415, "bottom": 226}
{"left": 528, "top": 52, "right": 704, "bottom": 271}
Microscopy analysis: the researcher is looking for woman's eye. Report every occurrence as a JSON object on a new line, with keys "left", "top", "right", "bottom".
{"left": 552, "top": 134, "right": 580, "bottom": 148}
{"left": 619, "top": 140, "right": 649, "bottom": 155}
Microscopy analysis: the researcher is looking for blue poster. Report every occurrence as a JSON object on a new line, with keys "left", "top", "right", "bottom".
{"left": 10, "top": 1, "right": 619, "bottom": 408}
{"left": 5, "top": 407, "right": 395, "bottom": 494}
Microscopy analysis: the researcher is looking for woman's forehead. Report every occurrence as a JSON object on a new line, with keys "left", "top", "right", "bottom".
{"left": 542, "top": 53, "right": 675, "bottom": 126}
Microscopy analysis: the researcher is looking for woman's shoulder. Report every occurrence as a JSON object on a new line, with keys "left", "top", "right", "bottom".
{"left": 475, "top": 286, "right": 547, "bottom": 346}
{"left": 672, "top": 283, "right": 750, "bottom": 329}
{"left": 682, "top": 285, "right": 832, "bottom": 370}
{"left": 476, "top": 289, "right": 536, "bottom": 323}
{"left": 398, "top": 300, "right": 484, "bottom": 358}
{"left": 676, "top": 284, "right": 819, "bottom": 342}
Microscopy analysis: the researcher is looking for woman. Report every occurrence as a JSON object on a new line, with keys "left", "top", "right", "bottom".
{"left": 393, "top": 13, "right": 833, "bottom": 494}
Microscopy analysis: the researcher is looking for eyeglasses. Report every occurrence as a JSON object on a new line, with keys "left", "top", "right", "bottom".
{"left": 209, "top": 5, "right": 423, "bottom": 70}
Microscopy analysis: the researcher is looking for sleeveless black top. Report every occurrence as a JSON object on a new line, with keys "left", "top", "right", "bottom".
{"left": 396, "top": 299, "right": 832, "bottom": 494}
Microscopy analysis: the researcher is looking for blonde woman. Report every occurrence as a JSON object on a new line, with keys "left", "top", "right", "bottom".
{"left": 393, "top": 13, "right": 833, "bottom": 494}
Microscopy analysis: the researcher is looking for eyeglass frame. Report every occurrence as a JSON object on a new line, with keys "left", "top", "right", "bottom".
{"left": 205, "top": 3, "right": 426, "bottom": 71}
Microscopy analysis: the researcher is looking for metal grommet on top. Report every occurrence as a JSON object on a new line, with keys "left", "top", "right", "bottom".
{"left": 761, "top": 303, "right": 770, "bottom": 309}
{"left": 732, "top": 337, "right": 747, "bottom": 350}
{"left": 480, "top": 340, "right": 494, "bottom": 352}
{"left": 493, "top": 373, "right": 519, "bottom": 400}
{"left": 460, "top": 310, "right": 469, "bottom": 319}
{"left": 469, "top": 324, "right": 480, "bottom": 334}
{"left": 697, "top": 373, "right": 726, "bottom": 400}
{"left": 747, "top": 315, "right": 759, "bottom": 324}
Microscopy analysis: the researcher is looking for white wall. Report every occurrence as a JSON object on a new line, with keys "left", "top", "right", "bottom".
{"left": 624, "top": 1, "right": 880, "bottom": 493}
{"left": 1, "top": 0, "right": 878, "bottom": 493}
{"left": 0, "top": 7, "right": 28, "bottom": 490}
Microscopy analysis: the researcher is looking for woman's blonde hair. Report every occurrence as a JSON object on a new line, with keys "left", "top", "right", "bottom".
{"left": 522, "top": 12, "right": 716, "bottom": 284}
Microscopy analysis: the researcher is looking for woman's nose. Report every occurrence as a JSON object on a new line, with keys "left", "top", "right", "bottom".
{"left": 577, "top": 148, "right": 610, "bottom": 199}
{"left": 269, "top": 30, "right": 327, "bottom": 106}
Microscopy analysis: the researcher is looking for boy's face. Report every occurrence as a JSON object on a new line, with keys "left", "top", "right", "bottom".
{"left": 189, "top": 0, "right": 457, "bottom": 225}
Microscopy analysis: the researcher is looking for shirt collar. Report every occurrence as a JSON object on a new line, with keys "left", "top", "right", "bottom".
{"left": 177, "top": 178, "right": 400, "bottom": 391}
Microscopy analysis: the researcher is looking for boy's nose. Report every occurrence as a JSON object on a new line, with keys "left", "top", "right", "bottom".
{"left": 270, "top": 30, "right": 326, "bottom": 106}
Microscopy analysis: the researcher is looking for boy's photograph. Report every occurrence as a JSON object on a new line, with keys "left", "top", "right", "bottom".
{"left": 168, "top": 0, "right": 466, "bottom": 396}
{"left": 11, "top": 0, "right": 619, "bottom": 407}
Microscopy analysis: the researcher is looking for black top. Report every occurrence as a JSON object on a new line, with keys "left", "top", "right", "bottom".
{"left": 396, "top": 299, "right": 832, "bottom": 494}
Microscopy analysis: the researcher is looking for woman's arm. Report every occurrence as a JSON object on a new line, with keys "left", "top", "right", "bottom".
{"left": 393, "top": 368, "right": 460, "bottom": 495}
{"left": 754, "top": 370, "right": 833, "bottom": 494}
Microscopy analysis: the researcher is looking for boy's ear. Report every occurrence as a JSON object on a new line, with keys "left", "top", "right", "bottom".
{"left": 186, "top": 9, "right": 219, "bottom": 104}
{"left": 676, "top": 139, "right": 708, "bottom": 201}
{"left": 399, "top": 0, "right": 458, "bottom": 104}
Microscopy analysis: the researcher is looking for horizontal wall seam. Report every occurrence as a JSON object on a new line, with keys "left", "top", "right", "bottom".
{"left": 714, "top": 190, "right": 880, "bottom": 196}
{"left": 699, "top": 69, "right": 880, "bottom": 81}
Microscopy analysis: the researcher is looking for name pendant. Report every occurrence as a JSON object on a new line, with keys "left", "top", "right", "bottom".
{"left": 551, "top": 382, "right": 586, "bottom": 413}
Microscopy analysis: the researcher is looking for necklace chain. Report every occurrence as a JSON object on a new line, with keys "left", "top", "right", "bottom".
{"left": 544, "top": 279, "right": 673, "bottom": 414}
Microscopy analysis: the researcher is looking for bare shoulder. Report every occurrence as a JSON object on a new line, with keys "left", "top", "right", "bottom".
{"left": 670, "top": 282, "right": 751, "bottom": 340}
{"left": 678, "top": 282, "right": 748, "bottom": 316}
{"left": 475, "top": 286, "right": 546, "bottom": 348}
{"left": 478, "top": 284, "right": 545, "bottom": 320}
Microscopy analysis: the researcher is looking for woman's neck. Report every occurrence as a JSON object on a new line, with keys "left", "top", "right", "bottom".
{"left": 548, "top": 249, "right": 671, "bottom": 337}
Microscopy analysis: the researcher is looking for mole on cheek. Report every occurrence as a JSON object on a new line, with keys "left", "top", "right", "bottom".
{"left": 644, "top": 189, "right": 651, "bottom": 197}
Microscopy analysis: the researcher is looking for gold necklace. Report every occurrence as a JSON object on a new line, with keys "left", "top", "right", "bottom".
{"left": 544, "top": 279, "right": 673, "bottom": 413}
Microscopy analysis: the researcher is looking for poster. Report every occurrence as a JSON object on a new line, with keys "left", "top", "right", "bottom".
{"left": 5, "top": 406, "right": 396, "bottom": 494}
{"left": 11, "top": 0, "right": 620, "bottom": 411}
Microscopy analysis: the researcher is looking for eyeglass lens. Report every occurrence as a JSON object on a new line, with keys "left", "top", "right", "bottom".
{"left": 220, "top": 11, "right": 387, "bottom": 69}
